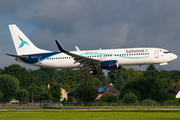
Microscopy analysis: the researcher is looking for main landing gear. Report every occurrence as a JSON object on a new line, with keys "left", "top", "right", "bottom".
{"left": 89, "top": 68, "right": 97, "bottom": 75}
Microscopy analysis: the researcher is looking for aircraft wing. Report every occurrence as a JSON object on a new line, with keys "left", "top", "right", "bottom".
{"left": 55, "top": 40, "right": 101, "bottom": 68}
{"left": 5, "top": 54, "right": 29, "bottom": 59}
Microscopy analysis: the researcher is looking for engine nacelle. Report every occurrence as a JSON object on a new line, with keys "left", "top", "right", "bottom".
{"left": 101, "top": 60, "right": 121, "bottom": 70}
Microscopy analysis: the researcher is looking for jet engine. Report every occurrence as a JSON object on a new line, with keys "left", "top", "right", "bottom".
{"left": 101, "top": 60, "right": 121, "bottom": 70}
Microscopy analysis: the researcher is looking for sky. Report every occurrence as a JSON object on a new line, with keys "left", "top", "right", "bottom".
{"left": 0, "top": 0, "right": 180, "bottom": 71}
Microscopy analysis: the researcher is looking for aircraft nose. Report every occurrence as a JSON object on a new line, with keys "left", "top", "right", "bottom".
{"left": 171, "top": 54, "right": 178, "bottom": 60}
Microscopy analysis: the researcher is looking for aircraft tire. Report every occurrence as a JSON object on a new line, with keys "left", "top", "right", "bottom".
{"left": 89, "top": 69, "right": 97, "bottom": 75}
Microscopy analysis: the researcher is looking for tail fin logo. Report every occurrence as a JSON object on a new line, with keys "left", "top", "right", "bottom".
{"left": 18, "top": 36, "right": 29, "bottom": 49}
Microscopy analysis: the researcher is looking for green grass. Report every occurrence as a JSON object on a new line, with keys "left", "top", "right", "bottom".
{"left": 0, "top": 111, "right": 180, "bottom": 120}
{"left": 1, "top": 105, "right": 180, "bottom": 109}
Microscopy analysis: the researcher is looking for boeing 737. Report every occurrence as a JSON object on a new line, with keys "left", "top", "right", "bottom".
{"left": 6, "top": 24, "right": 178, "bottom": 75}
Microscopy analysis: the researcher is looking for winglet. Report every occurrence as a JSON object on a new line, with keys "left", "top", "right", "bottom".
{"left": 55, "top": 40, "right": 66, "bottom": 52}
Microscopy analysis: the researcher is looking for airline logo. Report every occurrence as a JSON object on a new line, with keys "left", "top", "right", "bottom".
{"left": 126, "top": 49, "right": 149, "bottom": 53}
{"left": 145, "top": 49, "right": 149, "bottom": 52}
{"left": 18, "top": 36, "right": 29, "bottom": 49}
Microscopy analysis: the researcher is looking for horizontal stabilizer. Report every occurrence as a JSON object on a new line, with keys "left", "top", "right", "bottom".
{"left": 5, "top": 54, "right": 28, "bottom": 59}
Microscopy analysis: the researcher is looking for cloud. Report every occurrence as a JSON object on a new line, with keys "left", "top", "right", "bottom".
{"left": 0, "top": 0, "right": 180, "bottom": 71}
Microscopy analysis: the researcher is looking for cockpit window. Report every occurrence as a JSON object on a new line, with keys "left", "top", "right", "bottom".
{"left": 163, "top": 51, "right": 170, "bottom": 54}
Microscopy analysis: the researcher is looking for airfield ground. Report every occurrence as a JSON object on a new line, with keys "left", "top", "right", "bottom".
{"left": 0, "top": 110, "right": 180, "bottom": 120}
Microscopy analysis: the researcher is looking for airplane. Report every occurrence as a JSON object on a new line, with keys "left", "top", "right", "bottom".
{"left": 6, "top": 24, "right": 178, "bottom": 75}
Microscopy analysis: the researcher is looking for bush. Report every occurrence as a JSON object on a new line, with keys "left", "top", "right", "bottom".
{"left": 141, "top": 99, "right": 158, "bottom": 105}
{"left": 101, "top": 93, "right": 118, "bottom": 103}
{"left": 164, "top": 100, "right": 179, "bottom": 105}
{"left": 93, "top": 99, "right": 99, "bottom": 102}
{"left": 122, "top": 92, "right": 137, "bottom": 103}
{"left": 168, "top": 93, "right": 176, "bottom": 100}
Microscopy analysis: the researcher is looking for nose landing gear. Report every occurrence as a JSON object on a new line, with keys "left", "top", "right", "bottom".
{"left": 159, "top": 65, "right": 162, "bottom": 71}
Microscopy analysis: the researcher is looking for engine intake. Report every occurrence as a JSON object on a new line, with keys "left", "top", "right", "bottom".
{"left": 101, "top": 60, "right": 121, "bottom": 70}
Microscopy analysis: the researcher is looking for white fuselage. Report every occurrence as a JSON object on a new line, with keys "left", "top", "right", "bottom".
{"left": 27, "top": 47, "right": 177, "bottom": 69}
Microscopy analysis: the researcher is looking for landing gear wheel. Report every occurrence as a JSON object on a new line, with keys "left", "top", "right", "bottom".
{"left": 159, "top": 67, "right": 162, "bottom": 71}
{"left": 89, "top": 69, "right": 97, "bottom": 75}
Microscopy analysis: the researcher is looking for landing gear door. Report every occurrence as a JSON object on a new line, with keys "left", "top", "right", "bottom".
{"left": 155, "top": 50, "right": 159, "bottom": 58}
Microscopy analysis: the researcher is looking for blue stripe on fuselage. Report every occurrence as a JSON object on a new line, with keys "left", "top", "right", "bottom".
{"left": 21, "top": 52, "right": 61, "bottom": 64}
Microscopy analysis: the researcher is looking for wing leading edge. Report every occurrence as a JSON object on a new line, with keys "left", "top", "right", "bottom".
{"left": 55, "top": 40, "right": 100, "bottom": 68}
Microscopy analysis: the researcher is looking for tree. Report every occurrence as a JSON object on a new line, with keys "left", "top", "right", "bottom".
{"left": 159, "top": 91, "right": 169, "bottom": 102}
{"left": 114, "top": 76, "right": 125, "bottom": 91}
{"left": 0, "top": 90, "right": 3, "bottom": 102}
{"left": 176, "top": 79, "right": 180, "bottom": 87}
{"left": 108, "top": 68, "right": 129, "bottom": 83}
{"left": 0, "top": 74, "right": 19, "bottom": 102}
{"left": 127, "top": 68, "right": 143, "bottom": 81}
{"left": 89, "top": 78, "right": 102, "bottom": 88}
{"left": 40, "top": 91, "right": 51, "bottom": 100}
{"left": 120, "top": 65, "right": 164, "bottom": 101}
{"left": 143, "top": 65, "right": 160, "bottom": 79}
{"left": 48, "top": 83, "right": 61, "bottom": 101}
{"left": 2, "top": 64, "right": 31, "bottom": 89}
{"left": 77, "top": 83, "right": 98, "bottom": 102}
{"left": 68, "top": 96, "right": 73, "bottom": 102}
{"left": 28, "top": 83, "right": 36, "bottom": 102}
{"left": 122, "top": 92, "right": 137, "bottom": 103}
{"left": 33, "top": 86, "right": 42, "bottom": 101}
{"left": 170, "top": 70, "right": 180, "bottom": 82}
{"left": 0, "top": 68, "right": 3, "bottom": 74}
{"left": 101, "top": 93, "right": 118, "bottom": 103}
{"left": 31, "top": 69, "right": 52, "bottom": 86}
{"left": 171, "top": 82, "right": 176, "bottom": 87}
{"left": 95, "top": 68, "right": 106, "bottom": 84}
{"left": 61, "top": 84, "right": 71, "bottom": 92}
{"left": 14, "top": 89, "right": 29, "bottom": 103}
{"left": 63, "top": 98, "right": 67, "bottom": 102}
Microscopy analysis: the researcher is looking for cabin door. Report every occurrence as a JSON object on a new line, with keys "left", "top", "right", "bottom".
{"left": 154, "top": 50, "right": 159, "bottom": 58}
